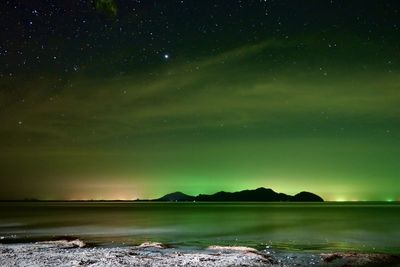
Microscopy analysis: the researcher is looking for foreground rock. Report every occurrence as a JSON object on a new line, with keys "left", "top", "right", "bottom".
{"left": 1, "top": 240, "right": 399, "bottom": 266}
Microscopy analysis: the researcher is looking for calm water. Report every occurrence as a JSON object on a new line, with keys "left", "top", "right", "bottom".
{"left": 0, "top": 202, "right": 399, "bottom": 254}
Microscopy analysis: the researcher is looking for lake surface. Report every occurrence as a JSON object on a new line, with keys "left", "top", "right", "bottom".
{"left": 0, "top": 202, "right": 399, "bottom": 254}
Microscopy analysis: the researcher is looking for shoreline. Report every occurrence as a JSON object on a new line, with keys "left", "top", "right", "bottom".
{"left": 1, "top": 240, "right": 399, "bottom": 266}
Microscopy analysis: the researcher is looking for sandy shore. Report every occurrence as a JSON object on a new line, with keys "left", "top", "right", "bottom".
{"left": 1, "top": 240, "right": 399, "bottom": 266}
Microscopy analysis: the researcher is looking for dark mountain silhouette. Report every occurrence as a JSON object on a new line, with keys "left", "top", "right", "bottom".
{"left": 292, "top": 191, "right": 324, "bottom": 202}
{"left": 155, "top": 192, "right": 195, "bottom": 202}
{"left": 151, "top": 187, "right": 323, "bottom": 202}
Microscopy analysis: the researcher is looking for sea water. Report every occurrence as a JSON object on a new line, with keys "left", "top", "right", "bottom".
{"left": 0, "top": 202, "right": 399, "bottom": 254}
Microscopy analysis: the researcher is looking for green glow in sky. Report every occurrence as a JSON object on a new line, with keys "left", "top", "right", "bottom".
{"left": 1, "top": 1, "right": 399, "bottom": 200}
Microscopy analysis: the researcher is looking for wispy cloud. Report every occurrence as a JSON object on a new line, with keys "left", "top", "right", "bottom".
{"left": 1, "top": 39, "right": 399, "bottom": 150}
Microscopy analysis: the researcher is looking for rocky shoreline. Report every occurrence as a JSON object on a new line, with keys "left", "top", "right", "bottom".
{"left": 1, "top": 240, "right": 399, "bottom": 266}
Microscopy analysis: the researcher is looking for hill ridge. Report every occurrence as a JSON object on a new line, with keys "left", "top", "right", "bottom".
{"left": 152, "top": 187, "right": 323, "bottom": 202}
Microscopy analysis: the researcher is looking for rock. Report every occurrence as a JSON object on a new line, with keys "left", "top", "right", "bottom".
{"left": 37, "top": 239, "right": 86, "bottom": 248}
{"left": 137, "top": 242, "right": 166, "bottom": 249}
{"left": 321, "top": 252, "right": 400, "bottom": 266}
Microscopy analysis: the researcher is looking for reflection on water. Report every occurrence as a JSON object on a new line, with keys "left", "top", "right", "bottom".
{"left": 0, "top": 202, "right": 399, "bottom": 253}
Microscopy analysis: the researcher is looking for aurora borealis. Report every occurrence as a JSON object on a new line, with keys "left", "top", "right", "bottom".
{"left": 1, "top": 1, "right": 399, "bottom": 201}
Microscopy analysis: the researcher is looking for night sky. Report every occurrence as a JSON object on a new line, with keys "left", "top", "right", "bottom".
{"left": 1, "top": 0, "right": 400, "bottom": 201}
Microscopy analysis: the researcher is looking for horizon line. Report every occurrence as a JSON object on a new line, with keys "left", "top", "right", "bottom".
{"left": 0, "top": 199, "right": 398, "bottom": 203}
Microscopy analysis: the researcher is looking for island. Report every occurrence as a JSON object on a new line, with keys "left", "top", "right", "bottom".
{"left": 145, "top": 187, "right": 324, "bottom": 202}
